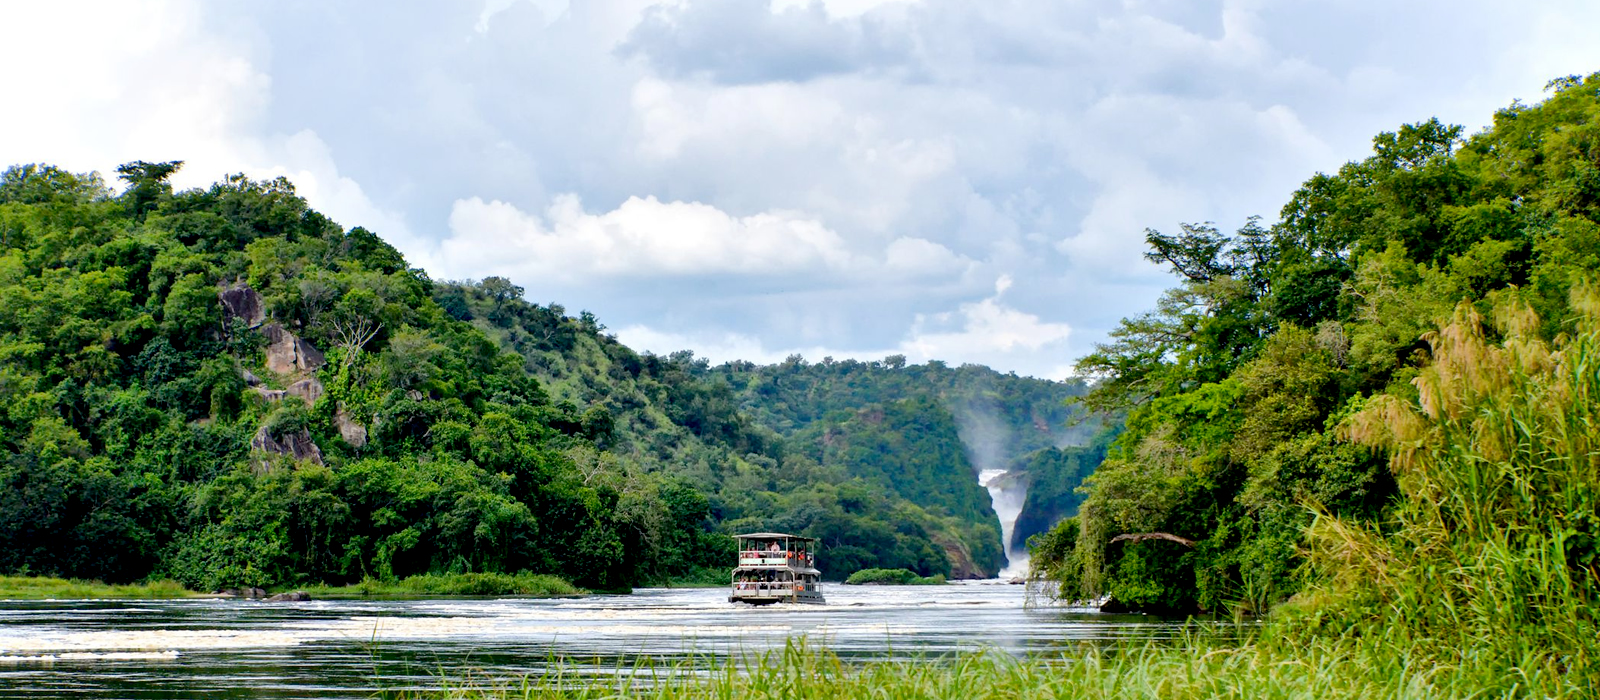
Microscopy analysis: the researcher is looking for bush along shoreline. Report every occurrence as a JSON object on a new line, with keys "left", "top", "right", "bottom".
{"left": 0, "top": 572, "right": 584, "bottom": 600}
{"left": 842, "top": 568, "right": 947, "bottom": 585}
{"left": 0, "top": 576, "right": 199, "bottom": 600}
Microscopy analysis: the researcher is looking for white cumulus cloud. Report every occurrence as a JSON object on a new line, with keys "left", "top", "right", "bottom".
{"left": 433, "top": 194, "right": 968, "bottom": 283}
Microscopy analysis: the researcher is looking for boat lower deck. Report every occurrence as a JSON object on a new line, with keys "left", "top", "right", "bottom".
{"left": 730, "top": 532, "right": 826, "bottom": 605}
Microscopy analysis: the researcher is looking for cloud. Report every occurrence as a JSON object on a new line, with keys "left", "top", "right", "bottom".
{"left": 432, "top": 193, "right": 969, "bottom": 283}
{"left": 900, "top": 275, "right": 1072, "bottom": 369}
{"left": 618, "top": 0, "right": 913, "bottom": 84}
{"left": 0, "top": 0, "right": 415, "bottom": 258}
{"left": 0, "top": 0, "right": 268, "bottom": 182}
{"left": 9, "top": 0, "right": 1600, "bottom": 379}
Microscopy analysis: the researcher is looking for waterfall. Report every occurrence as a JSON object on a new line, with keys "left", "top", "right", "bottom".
{"left": 979, "top": 469, "right": 1029, "bottom": 578}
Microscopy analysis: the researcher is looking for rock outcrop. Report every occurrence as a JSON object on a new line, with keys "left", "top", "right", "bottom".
{"left": 219, "top": 281, "right": 266, "bottom": 329}
{"left": 266, "top": 590, "right": 311, "bottom": 602}
{"left": 287, "top": 377, "right": 324, "bottom": 404}
{"left": 251, "top": 424, "right": 324, "bottom": 466}
{"left": 263, "top": 323, "right": 326, "bottom": 375}
{"left": 931, "top": 530, "right": 984, "bottom": 580}
{"left": 336, "top": 404, "right": 368, "bottom": 448}
{"left": 252, "top": 377, "right": 324, "bottom": 405}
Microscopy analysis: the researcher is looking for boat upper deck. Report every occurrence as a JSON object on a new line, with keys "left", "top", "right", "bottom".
{"left": 734, "top": 532, "right": 819, "bottom": 571}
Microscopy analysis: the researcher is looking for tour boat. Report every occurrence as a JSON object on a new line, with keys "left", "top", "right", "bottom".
{"left": 729, "top": 532, "right": 825, "bottom": 605}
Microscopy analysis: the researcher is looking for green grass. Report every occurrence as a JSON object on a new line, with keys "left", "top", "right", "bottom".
{"left": 843, "top": 568, "right": 946, "bottom": 585}
{"left": 302, "top": 572, "right": 583, "bottom": 598}
{"left": 0, "top": 575, "right": 198, "bottom": 599}
{"left": 402, "top": 631, "right": 1594, "bottom": 700}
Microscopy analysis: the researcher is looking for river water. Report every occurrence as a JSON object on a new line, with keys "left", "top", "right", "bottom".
{"left": 0, "top": 582, "right": 1182, "bottom": 699}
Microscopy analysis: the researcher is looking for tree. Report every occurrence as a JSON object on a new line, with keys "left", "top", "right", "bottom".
{"left": 115, "top": 160, "right": 183, "bottom": 221}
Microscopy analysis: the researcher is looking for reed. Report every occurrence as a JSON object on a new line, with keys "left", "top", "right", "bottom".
{"left": 404, "top": 632, "right": 1591, "bottom": 700}
{"left": 0, "top": 575, "right": 197, "bottom": 599}
{"left": 1300, "top": 289, "right": 1600, "bottom": 681}
{"left": 304, "top": 572, "right": 582, "bottom": 598}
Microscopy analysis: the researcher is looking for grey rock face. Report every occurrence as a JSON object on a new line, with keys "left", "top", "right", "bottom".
{"left": 251, "top": 424, "right": 324, "bottom": 466}
{"left": 263, "top": 323, "right": 326, "bottom": 375}
{"left": 286, "top": 377, "right": 324, "bottom": 405}
{"left": 218, "top": 282, "right": 266, "bottom": 328}
{"left": 336, "top": 404, "right": 369, "bottom": 448}
{"left": 251, "top": 377, "right": 324, "bottom": 407}
{"left": 266, "top": 591, "right": 311, "bottom": 602}
{"left": 253, "top": 387, "right": 287, "bottom": 402}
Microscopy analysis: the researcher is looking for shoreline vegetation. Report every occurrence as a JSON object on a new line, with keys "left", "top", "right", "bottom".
{"left": 0, "top": 575, "right": 199, "bottom": 599}
{"left": 303, "top": 573, "right": 584, "bottom": 598}
{"left": 409, "top": 634, "right": 1591, "bottom": 699}
{"left": 842, "top": 568, "right": 946, "bottom": 585}
{"left": 0, "top": 572, "right": 584, "bottom": 600}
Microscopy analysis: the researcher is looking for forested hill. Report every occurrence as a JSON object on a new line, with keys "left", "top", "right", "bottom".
{"left": 0, "top": 165, "right": 755, "bottom": 591}
{"left": 713, "top": 357, "right": 1108, "bottom": 560}
{"left": 0, "top": 155, "right": 1110, "bottom": 588}
{"left": 1035, "top": 73, "right": 1600, "bottom": 615}
{"left": 426, "top": 284, "right": 1108, "bottom": 579}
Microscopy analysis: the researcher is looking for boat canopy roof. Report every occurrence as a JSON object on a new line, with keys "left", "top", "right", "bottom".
{"left": 735, "top": 532, "right": 816, "bottom": 542}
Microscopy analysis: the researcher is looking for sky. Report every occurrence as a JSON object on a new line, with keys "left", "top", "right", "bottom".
{"left": 3, "top": 0, "right": 1598, "bottom": 379}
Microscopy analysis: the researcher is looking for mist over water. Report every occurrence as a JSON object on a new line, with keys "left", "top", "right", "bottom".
{"left": 980, "top": 469, "right": 1029, "bottom": 577}
{"left": 950, "top": 396, "right": 1031, "bottom": 576}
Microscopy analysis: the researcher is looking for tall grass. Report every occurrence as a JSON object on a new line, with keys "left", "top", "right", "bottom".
{"left": 406, "top": 633, "right": 1591, "bottom": 700}
{"left": 305, "top": 572, "right": 582, "bottom": 598}
{"left": 0, "top": 575, "right": 196, "bottom": 599}
{"left": 1302, "top": 288, "right": 1600, "bottom": 679}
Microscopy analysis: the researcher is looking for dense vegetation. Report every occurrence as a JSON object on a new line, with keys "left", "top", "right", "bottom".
{"left": 713, "top": 354, "right": 1104, "bottom": 572}
{"left": 1034, "top": 71, "right": 1600, "bottom": 647}
{"left": 0, "top": 158, "right": 1102, "bottom": 591}
{"left": 1008, "top": 424, "right": 1118, "bottom": 552}
{"left": 430, "top": 281, "right": 1104, "bottom": 580}
{"left": 0, "top": 163, "right": 734, "bottom": 591}
{"left": 427, "top": 71, "right": 1600, "bottom": 700}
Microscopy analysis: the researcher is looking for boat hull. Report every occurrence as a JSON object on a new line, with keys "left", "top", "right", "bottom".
{"left": 729, "top": 589, "right": 826, "bottom": 605}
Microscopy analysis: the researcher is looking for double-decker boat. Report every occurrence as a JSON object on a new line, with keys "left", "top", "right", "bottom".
{"left": 729, "top": 532, "right": 824, "bottom": 605}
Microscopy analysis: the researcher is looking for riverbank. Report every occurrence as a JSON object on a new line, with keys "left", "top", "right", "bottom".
{"left": 0, "top": 576, "right": 199, "bottom": 599}
{"left": 301, "top": 572, "right": 583, "bottom": 598}
{"left": 0, "top": 572, "right": 583, "bottom": 600}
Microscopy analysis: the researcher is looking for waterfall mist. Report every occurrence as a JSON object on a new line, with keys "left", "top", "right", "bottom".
{"left": 951, "top": 394, "right": 1030, "bottom": 577}
{"left": 979, "top": 468, "right": 1029, "bottom": 578}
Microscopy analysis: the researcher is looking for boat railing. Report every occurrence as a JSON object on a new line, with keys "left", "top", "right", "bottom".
{"left": 737, "top": 551, "right": 816, "bottom": 567}
{"left": 731, "top": 582, "right": 817, "bottom": 593}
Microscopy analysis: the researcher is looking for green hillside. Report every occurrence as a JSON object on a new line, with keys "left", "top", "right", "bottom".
{"left": 430, "top": 282, "right": 1017, "bottom": 579}
{"left": 0, "top": 159, "right": 1111, "bottom": 590}
{"left": 0, "top": 164, "right": 748, "bottom": 590}
{"left": 714, "top": 355, "right": 1110, "bottom": 574}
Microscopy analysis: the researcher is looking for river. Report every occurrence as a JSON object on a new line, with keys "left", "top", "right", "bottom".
{"left": 0, "top": 581, "right": 1183, "bottom": 699}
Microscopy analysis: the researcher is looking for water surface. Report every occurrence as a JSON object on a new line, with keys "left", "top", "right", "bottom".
{"left": 0, "top": 581, "right": 1181, "bottom": 699}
